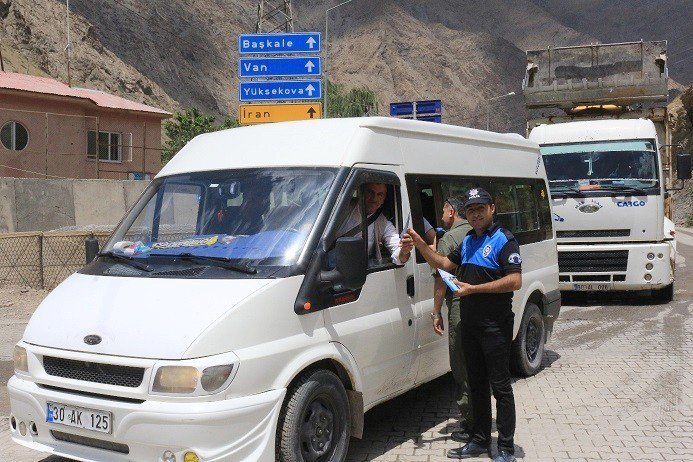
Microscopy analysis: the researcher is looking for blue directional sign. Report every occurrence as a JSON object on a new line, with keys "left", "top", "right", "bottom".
{"left": 238, "top": 32, "right": 321, "bottom": 54}
{"left": 239, "top": 57, "right": 321, "bottom": 78}
{"left": 239, "top": 80, "right": 322, "bottom": 102}
{"left": 416, "top": 115, "right": 443, "bottom": 123}
{"left": 416, "top": 100, "right": 442, "bottom": 114}
{"left": 390, "top": 102, "right": 415, "bottom": 117}
{"left": 390, "top": 100, "right": 442, "bottom": 117}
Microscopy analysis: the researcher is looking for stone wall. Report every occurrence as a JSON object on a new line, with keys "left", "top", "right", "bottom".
{"left": 0, "top": 177, "right": 149, "bottom": 233}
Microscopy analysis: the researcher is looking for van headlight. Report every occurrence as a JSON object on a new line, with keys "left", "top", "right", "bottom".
{"left": 14, "top": 345, "right": 28, "bottom": 373}
{"left": 150, "top": 352, "right": 239, "bottom": 396}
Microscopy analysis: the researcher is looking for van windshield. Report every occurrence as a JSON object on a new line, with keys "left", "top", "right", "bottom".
{"left": 541, "top": 140, "right": 659, "bottom": 194}
{"left": 101, "top": 168, "right": 336, "bottom": 271}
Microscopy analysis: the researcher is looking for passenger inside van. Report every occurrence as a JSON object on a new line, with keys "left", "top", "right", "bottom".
{"left": 335, "top": 182, "right": 412, "bottom": 266}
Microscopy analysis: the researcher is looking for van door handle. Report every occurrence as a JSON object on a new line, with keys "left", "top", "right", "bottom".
{"left": 406, "top": 275, "right": 415, "bottom": 297}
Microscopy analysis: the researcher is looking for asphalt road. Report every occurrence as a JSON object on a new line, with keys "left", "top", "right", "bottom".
{"left": 2, "top": 230, "right": 692, "bottom": 461}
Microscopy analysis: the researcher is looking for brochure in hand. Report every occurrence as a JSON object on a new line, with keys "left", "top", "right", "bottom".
{"left": 437, "top": 269, "right": 459, "bottom": 292}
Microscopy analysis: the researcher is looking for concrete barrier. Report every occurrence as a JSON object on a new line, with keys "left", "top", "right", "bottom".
{"left": 14, "top": 179, "right": 76, "bottom": 232}
{"left": 0, "top": 178, "right": 16, "bottom": 233}
{"left": 0, "top": 177, "right": 151, "bottom": 232}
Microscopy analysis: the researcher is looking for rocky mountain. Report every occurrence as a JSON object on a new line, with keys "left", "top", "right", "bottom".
{"left": 2, "top": 0, "right": 690, "bottom": 131}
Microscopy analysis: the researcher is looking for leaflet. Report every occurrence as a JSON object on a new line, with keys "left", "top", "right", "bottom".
{"left": 437, "top": 269, "right": 459, "bottom": 292}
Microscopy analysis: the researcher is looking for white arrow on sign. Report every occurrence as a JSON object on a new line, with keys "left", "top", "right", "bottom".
{"left": 306, "top": 37, "right": 316, "bottom": 49}
{"left": 305, "top": 84, "right": 316, "bottom": 96}
{"left": 305, "top": 60, "right": 315, "bottom": 73}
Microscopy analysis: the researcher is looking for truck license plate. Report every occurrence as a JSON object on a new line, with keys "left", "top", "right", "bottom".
{"left": 46, "top": 402, "right": 112, "bottom": 434}
{"left": 572, "top": 283, "right": 612, "bottom": 291}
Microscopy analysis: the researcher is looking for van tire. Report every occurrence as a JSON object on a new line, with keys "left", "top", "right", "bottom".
{"left": 652, "top": 283, "right": 673, "bottom": 303}
{"left": 510, "top": 303, "right": 545, "bottom": 377}
{"left": 276, "top": 369, "right": 351, "bottom": 462}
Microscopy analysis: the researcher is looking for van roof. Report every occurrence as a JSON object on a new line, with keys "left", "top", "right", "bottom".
{"left": 528, "top": 118, "right": 657, "bottom": 145}
{"left": 158, "top": 117, "right": 538, "bottom": 178}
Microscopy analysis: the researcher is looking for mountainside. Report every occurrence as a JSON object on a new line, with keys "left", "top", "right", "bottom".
{"left": 1, "top": 0, "right": 691, "bottom": 132}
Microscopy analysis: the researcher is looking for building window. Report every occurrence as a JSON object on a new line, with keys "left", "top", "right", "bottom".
{"left": 1, "top": 121, "right": 29, "bottom": 151}
{"left": 87, "top": 130, "right": 122, "bottom": 162}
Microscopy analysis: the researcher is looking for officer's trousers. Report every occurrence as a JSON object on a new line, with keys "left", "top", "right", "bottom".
{"left": 461, "top": 312, "right": 516, "bottom": 453}
{"left": 447, "top": 298, "right": 474, "bottom": 429}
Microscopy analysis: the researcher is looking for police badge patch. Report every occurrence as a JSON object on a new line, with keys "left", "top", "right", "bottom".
{"left": 482, "top": 244, "right": 492, "bottom": 257}
{"left": 508, "top": 253, "right": 522, "bottom": 264}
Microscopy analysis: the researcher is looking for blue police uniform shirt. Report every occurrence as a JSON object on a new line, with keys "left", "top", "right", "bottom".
{"left": 447, "top": 222, "right": 522, "bottom": 319}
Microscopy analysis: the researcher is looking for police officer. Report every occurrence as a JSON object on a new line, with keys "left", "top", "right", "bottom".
{"left": 430, "top": 196, "right": 474, "bottom": 441}
{"left": 407, "top": 187, "right": 521, "bottom": 462}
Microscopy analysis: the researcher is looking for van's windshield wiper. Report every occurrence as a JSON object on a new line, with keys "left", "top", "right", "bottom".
{"left": 549, "top": 185, "right": 583, "bottom": 197}
{"left": 150, "top": 252, "right": 257, "bottom": 274}
{"left": 597, "top": 185, "right": 649, "bottom": 195}
{"left": 97, "top": 251, "right": 153, "bottom": 272}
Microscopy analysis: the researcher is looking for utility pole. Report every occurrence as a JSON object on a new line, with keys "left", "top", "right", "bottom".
{"left": 65, "top": 0, "right": 72, "bottom": 86}
{"left": 0, "top": 38, "right": 5, "bottom": 72}
{"left": 324, "top": 0, "right": 357, "bottom": 118}
{"left": 256, "top": 0, "right": 294, "bottom": 33}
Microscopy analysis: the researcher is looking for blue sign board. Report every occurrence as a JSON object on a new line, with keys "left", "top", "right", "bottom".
{"left": 238, "top": 57, "right": 321, "bottom": 78}
{"left": 390, "top": 102, "right": 415, "bottom": 117}
{"left": 238, "top": 32, "right": 321, "bottom": 54}
{"left": 416, "top": 115, "right": 443, "bottom": 123}
{"left": 416, "top": 100, "right": 442, "bottom": 114}
{"left": 239, "top": 80, "right": 322, "bottom": 102}
{"left": 390, "top": 100, "right": 443, "bottom": 122}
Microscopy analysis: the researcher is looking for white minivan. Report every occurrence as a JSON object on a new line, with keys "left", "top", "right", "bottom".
{"left": 10, "top": 117, "right": 560, "bottom": 462}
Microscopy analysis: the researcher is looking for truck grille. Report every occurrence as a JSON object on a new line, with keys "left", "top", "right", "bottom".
{"left": 43, "top": 356, "right": 145, "bottom": 388}
{"left": 558, "top": 250, "right": 629, "bottom": 273}
{"left": 557, "top": 229, "right": 630, "bottom": 238}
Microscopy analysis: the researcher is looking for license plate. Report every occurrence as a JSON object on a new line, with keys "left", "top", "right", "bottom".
{"left": 572, "top": 282, "right": 612, "bottom": 291}
{"left": 46, "top": 402, "right": 112, "bottom": 434}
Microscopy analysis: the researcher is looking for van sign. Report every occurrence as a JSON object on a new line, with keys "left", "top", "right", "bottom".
{"left": 617, "top": 201, "right": 646, "bottom": 207}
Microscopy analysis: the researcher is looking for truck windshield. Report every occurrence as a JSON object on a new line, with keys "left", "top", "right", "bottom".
{"left": 541, "top": 140, "right": 659, "bottom": 194}
{"left": 101, "top": 168, "right": 336, "bottom": 270}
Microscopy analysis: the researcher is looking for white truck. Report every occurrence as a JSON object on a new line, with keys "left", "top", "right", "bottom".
{"left": 523, "top": 40, "right": 692, "bottom": 300}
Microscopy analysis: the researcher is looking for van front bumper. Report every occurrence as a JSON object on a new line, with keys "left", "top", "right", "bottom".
{"left": 557, "top": 242, "right": 673, "bottom": 291}
{"left": 8, "top": 375, "right": 285, "bottom": 462}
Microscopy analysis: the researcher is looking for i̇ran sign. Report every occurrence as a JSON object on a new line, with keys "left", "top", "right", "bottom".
{"left": 239, "top": 103, "right": 322, "bottom": 125}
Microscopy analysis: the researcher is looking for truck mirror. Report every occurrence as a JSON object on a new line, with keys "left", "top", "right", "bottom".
{"left": 85, "top": 234, "right": 100, "bottom": 263}
{"left": 321, "top": 237, "right": 367, "bottom": 290}
{"left": 676, "top": 153, "right": 692, "bottom": 180}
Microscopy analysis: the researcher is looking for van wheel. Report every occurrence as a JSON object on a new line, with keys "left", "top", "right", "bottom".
{"left": 511, "top": 303, "right": 545, "bottom": 377}
{"left": 652, "top": 284, "right": 673, "bottom": 303}
{"left": 276, "top": 369, "right": 350, "bottom": 462}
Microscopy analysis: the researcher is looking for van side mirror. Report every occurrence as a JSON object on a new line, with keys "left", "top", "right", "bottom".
{"left": 85, "top": 234, "right": 100, "bottom": 263}
{"left": 676, "top": 153, "right": 692, "bottom": 180}
{"left": 321, "top": 237, "right": 367, "bottom": 290}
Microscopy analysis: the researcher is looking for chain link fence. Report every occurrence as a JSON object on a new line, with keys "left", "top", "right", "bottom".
{"left": 0, "top": 231, "right": 111, "bottom": 289}
{"left": 0, "top": 232, "right": 43, "bottom": 287}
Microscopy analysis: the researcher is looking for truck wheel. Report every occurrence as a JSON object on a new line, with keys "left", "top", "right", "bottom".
{"left": 276, "top": 369, "right": 351, "bottom": 462}
{"left": 652, "top": 284, "right": 673, "bottom": 303}
{"left": 511, "top": 303, "right": 545, "bottom": 377}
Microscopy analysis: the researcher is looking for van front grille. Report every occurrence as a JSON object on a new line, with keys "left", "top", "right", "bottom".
{"left": 51, "top": 430, "right": 129, "bottom": 454}
{"left": 558, "top": 250, "right": 629, "bottom": 273}
{"left": 43, "top": 356, "right": 144, "bottom": 388}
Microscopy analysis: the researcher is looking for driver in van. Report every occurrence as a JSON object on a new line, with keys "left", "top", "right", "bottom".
{"left": 336, "top": 183, "right": 413, "bottom": 265}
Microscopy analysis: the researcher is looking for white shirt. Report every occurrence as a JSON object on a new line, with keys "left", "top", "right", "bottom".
{"left": 337, "top": 206, "right": 403, "bottom": 265}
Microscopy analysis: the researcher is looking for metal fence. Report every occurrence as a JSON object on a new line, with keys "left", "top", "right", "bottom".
{"left": 0, "top": 231, "right": 111, "bottom": 289}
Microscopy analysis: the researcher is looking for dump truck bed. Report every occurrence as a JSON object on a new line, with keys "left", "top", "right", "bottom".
{"left": 523, "top": 41, "right": 668, "bottom": 109}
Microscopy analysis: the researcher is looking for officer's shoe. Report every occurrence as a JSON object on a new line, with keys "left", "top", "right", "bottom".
{"left": 446, "top": 441, "right": 491, "bottom": 459}
{"left": 450, "top": 429, "right": 471, "bottom": 442}
{"left": 493, "top": 450, "right": 516, "bottom": 462}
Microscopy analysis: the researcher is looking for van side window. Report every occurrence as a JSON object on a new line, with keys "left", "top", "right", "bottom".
{"left": 491, "top": 179, "right": 540, "bottom": 235}
{"left": 536, "top": 180, "right": 553, "bottom": 239}
{"left": 332, "top": 182, "right": 403, "bottom": 270}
